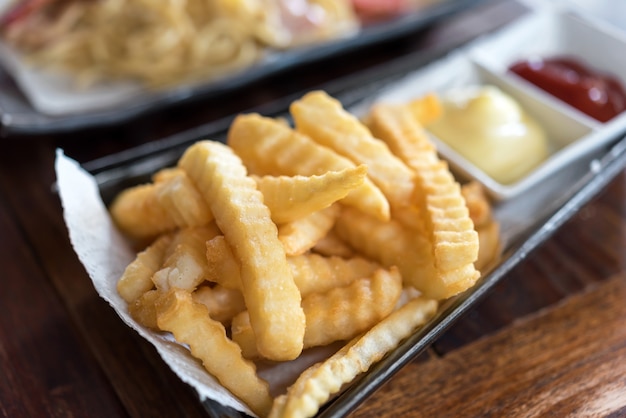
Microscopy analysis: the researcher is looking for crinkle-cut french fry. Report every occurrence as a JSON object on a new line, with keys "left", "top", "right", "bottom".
{"left": 192, "top": 285, "right": 246, "bottom": 325}
{"left": 251, "top": 164, "right": 367, "bottom": 224}
{"left": 278, "top": 204, "right": 340, "bottom": 256}
{"left": 367, "top": 102, "right": 480, "bottom": 291}
{"left": 288, "top": 253, "right": 381, "bottom": 297}
{"left": 367, "top": 102, "right": 438, "bottom": 168}
{"left": 290, "top": 91, "right": 417, "bottom": 209}
{"left": 417, "top": 165, "right": 479, "bottom": 272}
{"left": 117, "top": 234, "right": 173, "bottom": 303}
{"left": 461, "top": 181, "right": 493, "bottom": 228}
{"left": 205, "top": 235, "right": 242, "bottom": 290}
{"left": 110, "top": 169, "right": 214, "bottom": 241}
{"left": 155, "top": 289, "right": 273, "bottom": 418}
{"left": 155, "top": 169, "right": 214, "bottom": 227}
{"left": 152, "top": 224, "right": 220, "bottom": 291}
{"left": 227, "top": 113, "right": 390, "bottom": 221}
{"left": 311, "top": 229, "right": 355, "bottom": 258}
{"left": 110, "top": 183, "right": 178, "bottom": 241}
{"left": 269, "top": 296, "right": 438, "bottom": 418}
{"left": 206, "top": 233, "right": 379, "bottom": 297}
{"left": 179, "top": 140, "right": 305, "bottom": 361}
{"left": 475, "top": 220, "right": 501, "bottom": 273}
{"left": 336, "top": 206, "right": 470, "bottom": 300}
{"left": 302, "top": 266, "right": 403, "bottom": 348}
{"left": 128, "top": 289, "right": 162, "bottom": 330}
{"left": 232, "top": 267, "right": 403, "bottom": 358}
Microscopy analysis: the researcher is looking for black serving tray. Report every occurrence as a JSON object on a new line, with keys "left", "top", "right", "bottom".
{"left": 90, "top": 123, "right": 626, "bottom": 418}
{"left": 76, "top": 1, "right": 626, "bottom": 414}
{"left": 86, "top": 86, "right": 626, "bottom": 418}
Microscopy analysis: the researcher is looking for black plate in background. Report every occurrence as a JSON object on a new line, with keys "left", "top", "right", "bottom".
{"left": 0, "top": 0, "right": 485, "bottom": 136}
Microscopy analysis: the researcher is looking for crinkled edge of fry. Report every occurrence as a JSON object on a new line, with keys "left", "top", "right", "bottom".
{"left": 290, "top": 90, "right": 417, "bottom": 210}
{"left": 367, "top": 102, "right": 481, "bottom": 297}
{"left": 179, "top": 140, "right": 305, "bottom": 361}
{"left": 252, "top": 164, "right": 367, "bottom": 224}
{"left": 156, "top": 288, "right": 273, "bottom": 417}
{"left": 227, "top": 113, "right": 391, "bottom": 221}
{"left": 269, "top": 297, "right": 438, "bottom": 418}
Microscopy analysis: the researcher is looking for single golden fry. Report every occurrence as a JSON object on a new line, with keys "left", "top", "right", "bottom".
{"left": 252, "top": 164, "right": 367, "bottom": 224}
{"left": 155, "top": 289, "right": 273, "bottom": 417}
{"left": 110, "top": 183, "right": 178, "bottom": 241}
{"left": 151, "top": 224, "right": 220, "bottom": 291}
{"left": 302, "top": 266, "right": 403, "bottom": 348}
{"left": 232, "top": 267, "right": 403, "bottom": 358}
{"left": 269, "top": 296, "right": 438, "bottom": 418}
{"left": 367, "top": 102, "right": 480, "bottom": 296}
{"left": 278, "top": 204, "right": 340, "bottom": 256}
{"left": 227, "top": 113, "right": 390, "bottom": 221}
{"left": 155, "top": 169, "right": 214, "bottom": 227}
{"left": 192, "top": 285, "right": 246, "bottom": 325}
{"left": 206, "top": 233, "right": 379, "bottom": 297}
{"left": 367, "top": 102, "right": 438, "bottom": 169}
{"left": 290, "top": 90, "right": 417, "bottom": 209}
{"left": 288, "top": 252, "right": 381, "bottom": 297}
{"left": 110, "top": 169, "right": 213, "bottom": 241}
{"left": 117, "top": 233, "right": 172, "bottom": 303}
{"left": 179, "top": 140, "right": 305, "bottom": 361}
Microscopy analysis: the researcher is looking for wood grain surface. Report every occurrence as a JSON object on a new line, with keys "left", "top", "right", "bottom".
{"left": 352, "top": 274, "right": 626, "bottom": 417}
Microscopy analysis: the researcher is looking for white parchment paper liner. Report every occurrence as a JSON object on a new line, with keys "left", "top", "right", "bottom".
{"left": 55, "top": 150, "right": 338, "bottom": 417}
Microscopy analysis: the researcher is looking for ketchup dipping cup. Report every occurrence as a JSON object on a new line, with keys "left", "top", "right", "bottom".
{"left": 509, "top": 56, "right": 626, "bottom": 123}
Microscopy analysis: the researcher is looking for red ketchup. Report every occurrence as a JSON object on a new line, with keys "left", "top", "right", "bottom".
{"left": 509, "top": 56, "right": 626, "bottom": 123}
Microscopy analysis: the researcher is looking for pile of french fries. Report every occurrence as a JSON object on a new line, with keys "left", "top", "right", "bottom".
{"left": 109, "top": 90, "right": 500, "bottom": 417}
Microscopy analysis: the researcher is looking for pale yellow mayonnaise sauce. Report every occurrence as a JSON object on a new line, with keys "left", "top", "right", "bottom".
{"left": 427, "top": 85, "right": 549, "bottom": 184}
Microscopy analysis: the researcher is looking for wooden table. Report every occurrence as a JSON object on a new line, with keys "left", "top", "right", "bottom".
{"left": 2, "top": 0, "right": 626, "bottom": 416}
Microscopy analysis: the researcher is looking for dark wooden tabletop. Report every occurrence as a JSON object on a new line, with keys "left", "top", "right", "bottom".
{"left": 2, "top": 0, "right": 626, "bottom": 417}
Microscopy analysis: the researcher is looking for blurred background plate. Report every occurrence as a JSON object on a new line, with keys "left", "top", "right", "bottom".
{"left": 0, "top": 0, "right": 483, "bottom": 136}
